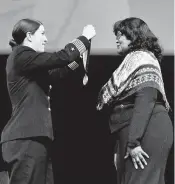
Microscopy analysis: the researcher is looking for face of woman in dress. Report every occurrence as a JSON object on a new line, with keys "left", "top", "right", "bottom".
{"left": 115, "top": 31, "right": 131, "bottom": 55}
{"left": 28, "top": 25, "right": 48, "bottom": 52}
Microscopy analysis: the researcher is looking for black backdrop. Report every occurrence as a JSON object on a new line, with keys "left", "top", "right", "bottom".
{"left": 0, "top": 54, "right": 174, "bottom": 184}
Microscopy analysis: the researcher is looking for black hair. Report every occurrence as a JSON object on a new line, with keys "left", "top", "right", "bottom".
{"left": 113, "top": 17, "right": 163, "bottom": 63}
{"left": 9, "top": 18, "right": 42, "bottom": 49}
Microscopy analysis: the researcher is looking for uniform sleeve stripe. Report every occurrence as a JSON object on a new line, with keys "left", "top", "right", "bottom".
{"left": 68, "top": 61, "right": 79, "bottom": 70}
{"left": 71, "top": 39, "right": 86, "bottom": 55}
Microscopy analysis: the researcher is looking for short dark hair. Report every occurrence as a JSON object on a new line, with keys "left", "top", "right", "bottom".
{"left": 113, "top": 17, "right": 163, "bottom": 63}
{"left": 9, "top": 18, "right": 42, "bottom": 48}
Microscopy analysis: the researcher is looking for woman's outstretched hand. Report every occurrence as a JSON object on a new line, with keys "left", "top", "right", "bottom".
{"left": 124, "top": 146, "right": 149, "bottom": 169}
{"left": 82, "top": 25, "right": 96, "bottom": 40}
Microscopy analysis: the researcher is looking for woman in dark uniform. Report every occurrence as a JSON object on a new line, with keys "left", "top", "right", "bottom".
{"left": 1, "top": 18, "right": 96, "bottom": 184}
{"left": 96, "top": 17, "right": 173, "bottom": 184}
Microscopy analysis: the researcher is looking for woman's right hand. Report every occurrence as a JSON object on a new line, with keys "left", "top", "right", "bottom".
{"left": 82, "top": 25, "right": 96, "bottom": 40}
{"left": 124, "top": 146, "right": 149, "bottom": 169}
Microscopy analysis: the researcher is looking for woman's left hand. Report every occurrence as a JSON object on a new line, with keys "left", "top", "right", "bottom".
{"left": 124, "top": 146, "right": 149, "bottom": 169}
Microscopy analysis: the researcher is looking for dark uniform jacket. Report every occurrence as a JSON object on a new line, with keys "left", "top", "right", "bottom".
{"left": 1, "top": 36, "right": 90, "bottom": 143}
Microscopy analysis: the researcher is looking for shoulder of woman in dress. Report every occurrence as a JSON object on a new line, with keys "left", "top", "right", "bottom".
{"left": 126, "top": 50, "right": 156, "bottom": 62}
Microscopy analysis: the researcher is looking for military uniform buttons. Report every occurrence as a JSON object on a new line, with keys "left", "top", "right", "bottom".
{"left": 120, "top": 104, "right": 124, "bottom": 108}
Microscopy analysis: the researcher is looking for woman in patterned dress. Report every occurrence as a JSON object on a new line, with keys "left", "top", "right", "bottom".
{"left": 96, "top": 17, "right": 173, "bottom": 184}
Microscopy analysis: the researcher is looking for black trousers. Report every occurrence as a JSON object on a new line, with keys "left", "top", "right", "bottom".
{"left": 1, "top": 137, "right": 54, "bottom": 184}
{"left": 114, "top": 109, "right": 173, "bottom": 184}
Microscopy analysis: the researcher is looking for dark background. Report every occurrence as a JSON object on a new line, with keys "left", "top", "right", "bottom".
{"left": 0, "top": 54, "right": 174, "bottom": 184}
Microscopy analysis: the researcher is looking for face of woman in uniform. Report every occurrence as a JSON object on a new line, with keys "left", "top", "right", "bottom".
{"left": 115, "top": 31, "right": 131, "bottom": 55}
{"left": 28, "top": 25, "right": 48, "bottom": 52}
